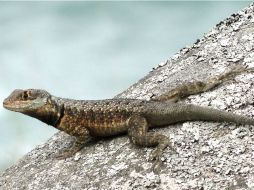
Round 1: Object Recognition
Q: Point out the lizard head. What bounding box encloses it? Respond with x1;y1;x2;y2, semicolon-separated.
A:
3;89;51;113
3;89;62;126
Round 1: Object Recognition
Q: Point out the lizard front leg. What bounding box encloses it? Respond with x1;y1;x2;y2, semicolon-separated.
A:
153;65;253;102
127;115;171;172
55;127;91;159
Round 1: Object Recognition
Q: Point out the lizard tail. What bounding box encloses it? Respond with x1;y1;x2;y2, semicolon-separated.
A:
186;104;254;125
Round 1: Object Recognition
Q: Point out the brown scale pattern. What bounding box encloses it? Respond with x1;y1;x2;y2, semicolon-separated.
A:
54;98;146;138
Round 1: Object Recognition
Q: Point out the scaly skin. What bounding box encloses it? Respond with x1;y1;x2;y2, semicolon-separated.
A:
3;65;254;172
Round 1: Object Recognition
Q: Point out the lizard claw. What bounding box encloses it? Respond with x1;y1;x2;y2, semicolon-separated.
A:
149;149;163;173
152;160;162;174
54;140;85;160
149;149;162;161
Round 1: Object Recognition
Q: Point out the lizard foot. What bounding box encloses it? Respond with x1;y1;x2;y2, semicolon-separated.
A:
54;140;86;160
149;142;174;173
152;160;162;174
55;149;79;160
149;149;163;173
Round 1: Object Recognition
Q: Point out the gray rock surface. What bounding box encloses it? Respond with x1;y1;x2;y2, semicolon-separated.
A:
1;3;254;190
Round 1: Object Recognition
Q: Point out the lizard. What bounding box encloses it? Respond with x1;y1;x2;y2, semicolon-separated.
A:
3;65;254;172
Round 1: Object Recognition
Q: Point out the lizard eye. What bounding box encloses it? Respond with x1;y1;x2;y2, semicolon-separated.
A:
22;91;28;100
21;90;36;100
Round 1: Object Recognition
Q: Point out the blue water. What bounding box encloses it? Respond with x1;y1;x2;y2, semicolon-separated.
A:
0;2;251;170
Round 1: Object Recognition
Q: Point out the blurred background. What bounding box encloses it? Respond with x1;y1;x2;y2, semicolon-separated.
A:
0;1;251;171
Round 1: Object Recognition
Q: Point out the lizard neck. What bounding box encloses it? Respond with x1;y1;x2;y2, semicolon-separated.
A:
24;96;63;127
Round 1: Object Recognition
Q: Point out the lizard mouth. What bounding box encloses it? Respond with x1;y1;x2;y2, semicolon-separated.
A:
3;97;47;112
3;99;20;111
3;99;30;112
3;99;10;109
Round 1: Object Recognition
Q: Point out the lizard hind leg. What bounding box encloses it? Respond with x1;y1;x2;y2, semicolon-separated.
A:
127;115;171;173
153;65;254;103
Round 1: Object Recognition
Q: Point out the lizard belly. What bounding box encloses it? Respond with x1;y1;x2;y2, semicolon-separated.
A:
87;121;128;137
58;114;128;137
84;111;130;137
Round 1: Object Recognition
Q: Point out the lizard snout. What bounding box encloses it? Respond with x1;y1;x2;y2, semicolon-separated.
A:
3;97;11;109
